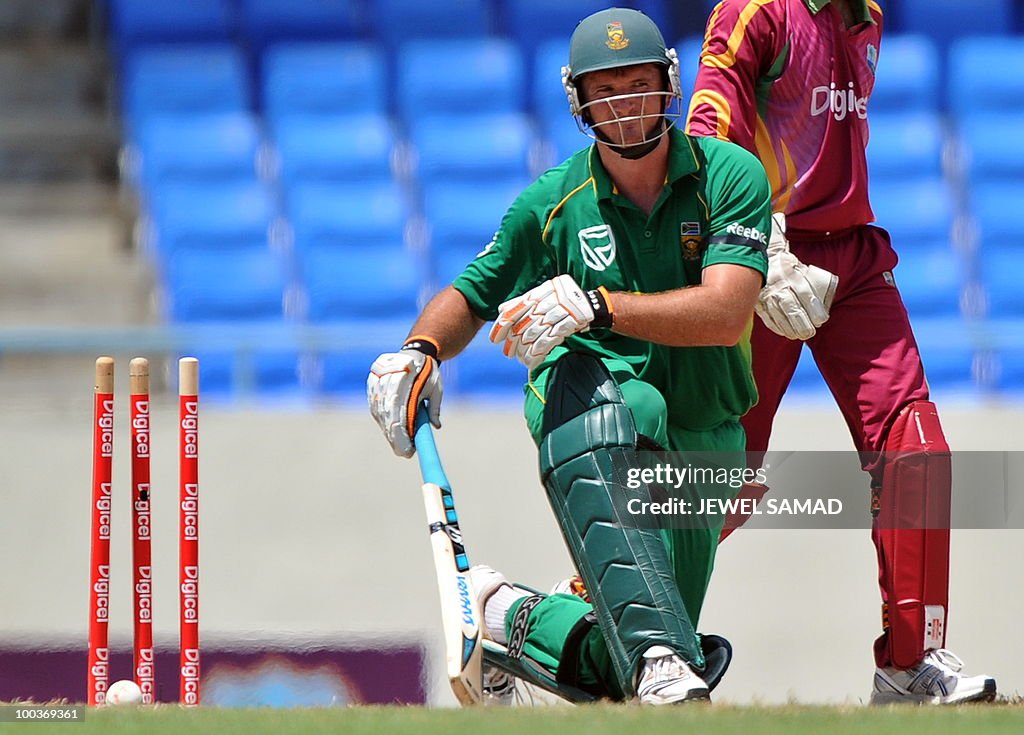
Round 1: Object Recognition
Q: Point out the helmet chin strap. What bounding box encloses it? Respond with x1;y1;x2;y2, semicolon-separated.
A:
592;120;666;160
615;137;662;160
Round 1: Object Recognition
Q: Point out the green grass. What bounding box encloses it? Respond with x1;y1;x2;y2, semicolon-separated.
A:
4;703;1023;735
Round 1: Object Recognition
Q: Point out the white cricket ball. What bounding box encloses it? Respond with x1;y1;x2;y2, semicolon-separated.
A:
105;679;144;706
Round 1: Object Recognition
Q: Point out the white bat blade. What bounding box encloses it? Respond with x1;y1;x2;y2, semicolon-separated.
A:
422;482;483;705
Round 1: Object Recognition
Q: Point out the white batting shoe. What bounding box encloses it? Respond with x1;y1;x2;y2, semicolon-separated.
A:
468;565;522;706
636;646;709;705
871;649;997;705
469;564;509;627
481;666;518;706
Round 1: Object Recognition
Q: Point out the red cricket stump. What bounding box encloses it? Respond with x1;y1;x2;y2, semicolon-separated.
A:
87;356;114;706
178;357;200;706
129;358;155;704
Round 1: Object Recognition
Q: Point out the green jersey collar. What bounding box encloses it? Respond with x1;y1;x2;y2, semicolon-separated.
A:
588;128;700;201
803;0;874;25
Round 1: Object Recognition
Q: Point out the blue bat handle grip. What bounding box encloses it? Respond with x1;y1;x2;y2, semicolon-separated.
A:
414;404;449;490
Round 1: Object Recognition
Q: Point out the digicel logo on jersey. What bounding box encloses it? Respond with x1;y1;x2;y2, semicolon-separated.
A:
810;82;867;121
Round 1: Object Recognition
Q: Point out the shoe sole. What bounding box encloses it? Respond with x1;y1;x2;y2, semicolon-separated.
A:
639;687;711;705
870;678;997;706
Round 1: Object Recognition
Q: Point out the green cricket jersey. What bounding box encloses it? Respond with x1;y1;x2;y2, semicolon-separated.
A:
452;129;771;430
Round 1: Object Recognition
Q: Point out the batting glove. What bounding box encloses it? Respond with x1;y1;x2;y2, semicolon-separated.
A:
367;338;442;458
755;212;839;341
489;274;612;369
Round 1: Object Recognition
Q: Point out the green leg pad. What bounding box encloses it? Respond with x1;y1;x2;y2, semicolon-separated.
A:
482;640;598;704
538;353;702;697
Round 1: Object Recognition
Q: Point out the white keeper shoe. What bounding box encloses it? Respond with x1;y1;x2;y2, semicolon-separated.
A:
636;645;710;705
871;649;997;705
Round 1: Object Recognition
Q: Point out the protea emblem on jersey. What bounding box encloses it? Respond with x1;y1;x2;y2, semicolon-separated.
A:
680;221;702;261
579;224;617;271
606;21;629;50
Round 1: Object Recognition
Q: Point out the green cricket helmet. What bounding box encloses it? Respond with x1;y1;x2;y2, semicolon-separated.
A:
561;7;682;154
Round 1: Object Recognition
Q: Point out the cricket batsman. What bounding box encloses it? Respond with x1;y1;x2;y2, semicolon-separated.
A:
368;7;770;703
686;0;996;704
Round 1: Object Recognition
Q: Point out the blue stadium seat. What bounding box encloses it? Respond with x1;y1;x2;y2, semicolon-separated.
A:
183;350;235;397
287;180;409;252
134;112;262;190
411;113;533;179
897;0;1013;52
123;45;251;133
869;35;940;113
244;349;305;396
996;347;1024;392
434;250;477;288
450;334;528;399
298;245;422;322
371;0;492;47
273;113;395;186
165;249;289;322
893;246;963;318
185;349;305;399
912;317;978;393
262;43;387;122
318;348;381;397
318;337;409;397
504;0;619;48
869;178;954;244
989;319;1024;391
532;38;571;119
147;180;277;257
396;39;525;120
423;177;529;283
238;0;362;55
317;352;376;397
972;181;1024;242
107;0;234;60
866;112;944;180
623;0;669;31
544;117;591;165
948;37;1024;115
980;248;1024;318
959;113;1024;180
423;177;525;253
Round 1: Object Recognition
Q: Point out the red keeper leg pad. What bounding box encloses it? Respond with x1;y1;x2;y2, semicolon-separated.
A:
874;400;951;669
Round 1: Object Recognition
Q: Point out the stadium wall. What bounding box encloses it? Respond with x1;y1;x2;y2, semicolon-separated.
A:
1;403;1021;705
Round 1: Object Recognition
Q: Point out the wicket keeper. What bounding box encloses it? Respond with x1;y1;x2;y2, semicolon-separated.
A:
686;0;995;704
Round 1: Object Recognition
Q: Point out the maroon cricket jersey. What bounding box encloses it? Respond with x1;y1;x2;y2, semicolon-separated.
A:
685;0;883;234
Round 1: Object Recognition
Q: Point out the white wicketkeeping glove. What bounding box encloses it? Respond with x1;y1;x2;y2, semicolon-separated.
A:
754;212;839;341
367;348;442;458
489;274;610;369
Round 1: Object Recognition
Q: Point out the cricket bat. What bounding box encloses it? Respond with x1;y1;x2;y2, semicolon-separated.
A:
413;407;483;705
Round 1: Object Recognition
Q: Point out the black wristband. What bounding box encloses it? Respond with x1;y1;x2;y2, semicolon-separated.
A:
401;337;439;362
586;287;613;329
